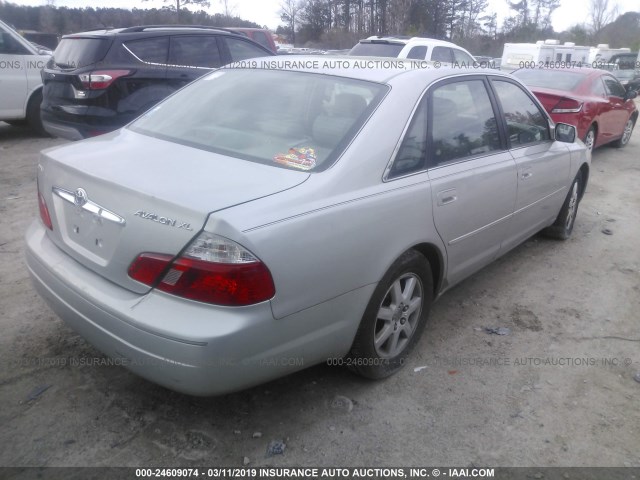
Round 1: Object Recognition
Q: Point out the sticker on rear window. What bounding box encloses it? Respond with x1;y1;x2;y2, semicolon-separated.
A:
274;147;317;171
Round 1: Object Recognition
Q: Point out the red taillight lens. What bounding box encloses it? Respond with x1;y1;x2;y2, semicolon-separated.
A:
78;70;131;90
128;234;276;307
552;98;583;114
38;191;53;230
128;253;173;286
156;257;275;306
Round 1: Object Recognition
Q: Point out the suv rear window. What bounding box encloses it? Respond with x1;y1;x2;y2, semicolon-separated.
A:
53;38;110;69
349;42;404;57
130;69;387;172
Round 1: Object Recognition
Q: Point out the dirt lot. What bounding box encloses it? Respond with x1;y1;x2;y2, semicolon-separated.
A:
1;117;639;469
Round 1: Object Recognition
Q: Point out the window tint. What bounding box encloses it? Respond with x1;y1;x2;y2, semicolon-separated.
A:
225;37;268;61
388;98;428;178
429;80;501;165
170;36;222;68
603;76;626;97
431;46;453;63
124;37;168;64
492;80;550;147
452;48;474;64
407;46;427;60
251;31;272;50
52;38;109;68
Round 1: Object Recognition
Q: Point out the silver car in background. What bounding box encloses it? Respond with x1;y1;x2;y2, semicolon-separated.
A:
26;59;590;395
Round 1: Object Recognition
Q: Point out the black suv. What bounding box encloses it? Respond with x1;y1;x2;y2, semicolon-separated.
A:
41;25;275;140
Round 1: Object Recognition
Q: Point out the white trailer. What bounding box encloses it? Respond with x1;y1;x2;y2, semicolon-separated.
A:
501;39;590;71
589;44;632;63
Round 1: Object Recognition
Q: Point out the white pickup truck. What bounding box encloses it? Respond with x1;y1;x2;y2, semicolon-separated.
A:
0;19;51;134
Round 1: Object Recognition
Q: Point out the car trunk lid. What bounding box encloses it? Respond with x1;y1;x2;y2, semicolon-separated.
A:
37;129;310;294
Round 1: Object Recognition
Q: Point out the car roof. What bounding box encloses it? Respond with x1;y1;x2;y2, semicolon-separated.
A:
62;25;247;39
227;55;512;84
359;36;462;48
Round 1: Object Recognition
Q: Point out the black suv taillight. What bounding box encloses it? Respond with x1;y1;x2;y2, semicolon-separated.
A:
78;70;131;90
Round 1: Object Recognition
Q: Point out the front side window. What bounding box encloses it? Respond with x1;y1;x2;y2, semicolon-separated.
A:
429;79;501;165
224;37;269;62
492;80;550;147
407;46;427;60
453;48;474;64
169;36;222;68
130;69;387;172
0;28;29;55
603;76;626;97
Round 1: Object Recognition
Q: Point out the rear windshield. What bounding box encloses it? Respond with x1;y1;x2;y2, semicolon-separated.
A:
52;38;110;69
130;69;387;172
349;42;404;57
513;69;585;91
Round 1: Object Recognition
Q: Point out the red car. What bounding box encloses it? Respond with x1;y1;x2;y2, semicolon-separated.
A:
513;67;638;151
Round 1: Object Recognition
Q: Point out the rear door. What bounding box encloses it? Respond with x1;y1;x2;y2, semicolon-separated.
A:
490;78;571;251
426;76;517;286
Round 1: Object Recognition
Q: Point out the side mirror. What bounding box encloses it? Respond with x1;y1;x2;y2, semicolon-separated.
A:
555;123;576;144
624;89;638;101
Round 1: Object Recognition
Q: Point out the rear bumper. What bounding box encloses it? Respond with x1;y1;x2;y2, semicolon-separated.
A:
25;221;369;396
41;110;122;140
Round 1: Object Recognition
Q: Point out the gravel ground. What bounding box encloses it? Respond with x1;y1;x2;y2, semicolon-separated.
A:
1;117;639;469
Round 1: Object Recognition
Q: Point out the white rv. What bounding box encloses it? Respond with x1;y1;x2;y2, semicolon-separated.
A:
501;39;590;71
589;44;632;63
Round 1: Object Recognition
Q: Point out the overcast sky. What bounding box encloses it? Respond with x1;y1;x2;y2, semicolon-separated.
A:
5;0;640;33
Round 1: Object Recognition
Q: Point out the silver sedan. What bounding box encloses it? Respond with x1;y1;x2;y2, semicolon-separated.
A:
26;59;590;395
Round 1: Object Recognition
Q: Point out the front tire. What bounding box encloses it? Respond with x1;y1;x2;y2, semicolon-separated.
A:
543;172;582;240
348;250;433;379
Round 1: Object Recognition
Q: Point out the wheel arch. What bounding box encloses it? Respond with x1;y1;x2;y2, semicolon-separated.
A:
409;242;444;297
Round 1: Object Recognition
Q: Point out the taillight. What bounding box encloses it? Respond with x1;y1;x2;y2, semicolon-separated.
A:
551;98;583;114
128;233;275;306
38;191;53;230
78;70;131;90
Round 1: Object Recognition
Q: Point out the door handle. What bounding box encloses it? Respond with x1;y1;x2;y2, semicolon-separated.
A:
437;189;458;206
521;172;533;180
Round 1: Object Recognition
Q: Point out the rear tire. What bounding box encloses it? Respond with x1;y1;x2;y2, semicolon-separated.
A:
26;90;49;137
543;172;582;240
612;118;634;148
348;250;433;379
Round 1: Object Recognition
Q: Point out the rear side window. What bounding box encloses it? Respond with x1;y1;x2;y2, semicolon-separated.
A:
602;76;626;97
431;47;453;63
407;46;427;60
591;77;606;97
224;37;269;61
124;37;168;64
349;42;404;57
251;31;272;50
170;36;222;68
492;80;550;147
52;38;110;69
387;97;428;178
429;80;501;165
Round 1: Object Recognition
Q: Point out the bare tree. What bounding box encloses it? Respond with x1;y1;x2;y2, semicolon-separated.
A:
142;0;211;22
589;0;618;34
280;0;301;44
219;0;236;17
